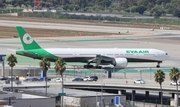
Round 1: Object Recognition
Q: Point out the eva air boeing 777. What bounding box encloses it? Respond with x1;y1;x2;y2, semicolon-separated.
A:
16;26;170;69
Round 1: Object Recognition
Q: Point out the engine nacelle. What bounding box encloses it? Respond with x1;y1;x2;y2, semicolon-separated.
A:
113;58;128;68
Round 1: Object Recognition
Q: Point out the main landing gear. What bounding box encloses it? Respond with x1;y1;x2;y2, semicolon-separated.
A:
83;65;102;69
83;65;93;68
156;62;161;68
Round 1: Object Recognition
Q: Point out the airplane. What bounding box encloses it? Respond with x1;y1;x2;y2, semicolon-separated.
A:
15;26;170;69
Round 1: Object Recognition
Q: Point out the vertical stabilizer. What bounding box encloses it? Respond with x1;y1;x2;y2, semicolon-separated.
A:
16;26;41;50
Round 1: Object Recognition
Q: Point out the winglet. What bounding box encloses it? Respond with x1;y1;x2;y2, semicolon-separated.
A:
16;26;41;50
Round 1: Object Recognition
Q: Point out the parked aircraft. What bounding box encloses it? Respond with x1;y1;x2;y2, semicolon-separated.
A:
16;26;170;69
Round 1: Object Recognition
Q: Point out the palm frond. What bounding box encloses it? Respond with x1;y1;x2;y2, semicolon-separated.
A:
54;58;66;76
169;67;180;82
154;69;165;85
7;54;18;68
39;57;51;72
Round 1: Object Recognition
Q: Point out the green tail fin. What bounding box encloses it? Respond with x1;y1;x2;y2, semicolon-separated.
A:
16;26;41;50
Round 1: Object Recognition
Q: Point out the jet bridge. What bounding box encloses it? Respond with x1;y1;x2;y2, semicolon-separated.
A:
0;55;6;77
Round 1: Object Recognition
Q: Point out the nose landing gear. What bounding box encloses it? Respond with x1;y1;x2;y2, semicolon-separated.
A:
156;62;161;68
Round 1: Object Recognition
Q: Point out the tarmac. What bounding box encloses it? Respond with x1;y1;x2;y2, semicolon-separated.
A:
0;33;179;68
0;20;180;101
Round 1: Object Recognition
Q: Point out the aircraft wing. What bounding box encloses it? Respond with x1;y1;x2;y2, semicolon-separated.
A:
7;49;16;52
87;54;115;63
96;54;115;61
16;50;37;57
23;51;37;56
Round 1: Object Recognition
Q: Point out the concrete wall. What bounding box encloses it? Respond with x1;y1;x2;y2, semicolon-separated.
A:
64;95;126;107
64;96;81;106
0;92;22;99
0;92;55;107
3;68;41;77
80;95;126;107
11;98;55;107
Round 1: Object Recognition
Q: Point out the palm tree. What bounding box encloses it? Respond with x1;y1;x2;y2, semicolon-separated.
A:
39;57;50;96
154;69;165;107
54;58;66;107
7;54;18;92
169;67;180;107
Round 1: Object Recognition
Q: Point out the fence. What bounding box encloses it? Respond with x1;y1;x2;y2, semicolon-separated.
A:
47;69;108;79
47;68;180;79
134;100;172;107
55;100;172;107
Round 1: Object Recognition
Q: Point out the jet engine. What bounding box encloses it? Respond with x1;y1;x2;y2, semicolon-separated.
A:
113;58;128;68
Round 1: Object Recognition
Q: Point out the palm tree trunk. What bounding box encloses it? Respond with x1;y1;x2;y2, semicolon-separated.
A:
176;81;179;107
45;71;47;96
61;74;64;107
11;67;13;92
160;84;163;107
46;77;47;96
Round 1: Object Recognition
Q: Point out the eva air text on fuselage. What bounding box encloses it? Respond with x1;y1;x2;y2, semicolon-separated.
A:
126;50;149;54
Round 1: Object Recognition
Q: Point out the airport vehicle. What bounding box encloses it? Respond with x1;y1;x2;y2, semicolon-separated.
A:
16;26;170;69
90;76;98;81
46;77;51;81
15;80;22;85
170;81;180;86
0;77;9;81
72;78;84;82
24;77;40;82
134;79;146;84
38;77;51;81
55;78;62;82
32;78;40;81
83;76;92;81
24;78;33;82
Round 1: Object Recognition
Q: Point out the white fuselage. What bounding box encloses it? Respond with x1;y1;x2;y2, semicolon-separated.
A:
44;48;170;62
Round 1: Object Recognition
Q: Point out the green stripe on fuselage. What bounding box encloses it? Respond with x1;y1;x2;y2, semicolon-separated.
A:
16;49;92;63
16;48;58;61
127;58;161;62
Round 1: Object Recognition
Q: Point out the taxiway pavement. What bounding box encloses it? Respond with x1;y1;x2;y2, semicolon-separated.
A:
0;19;180;89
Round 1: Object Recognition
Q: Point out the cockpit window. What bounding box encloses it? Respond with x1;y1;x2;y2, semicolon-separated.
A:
165;53;168;55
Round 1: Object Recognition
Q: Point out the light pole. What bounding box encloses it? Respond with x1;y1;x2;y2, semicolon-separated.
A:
96;92;98;107
74;65;75;78
28;64;31;77
123;71;126;79
101;70;104;107
33;65;35;77
149;67;152;80
9;67;10;76
139;70;142;80
1;56;5;77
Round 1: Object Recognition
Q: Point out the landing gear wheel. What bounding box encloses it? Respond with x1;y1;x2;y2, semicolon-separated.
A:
84;65;88;68
84;65;94;68
156;65;160;68
88;65;94;68
156;62;160;68
98;66;102;69
94;66;102;69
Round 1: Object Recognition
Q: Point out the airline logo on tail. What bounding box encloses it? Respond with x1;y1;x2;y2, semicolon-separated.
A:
16;26;41;50
23;33;33;44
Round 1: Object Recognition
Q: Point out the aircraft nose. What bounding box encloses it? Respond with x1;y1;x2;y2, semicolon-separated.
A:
165;53;170;59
